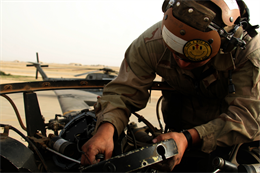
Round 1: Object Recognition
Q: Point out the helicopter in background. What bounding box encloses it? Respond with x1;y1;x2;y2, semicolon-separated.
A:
26;52;118;81
26;52;119;115
74;67;118;80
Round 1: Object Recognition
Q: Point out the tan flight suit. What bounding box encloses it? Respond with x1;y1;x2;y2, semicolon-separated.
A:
94;21;260;154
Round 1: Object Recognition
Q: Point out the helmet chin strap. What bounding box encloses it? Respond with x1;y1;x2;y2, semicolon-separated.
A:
208;22;246;52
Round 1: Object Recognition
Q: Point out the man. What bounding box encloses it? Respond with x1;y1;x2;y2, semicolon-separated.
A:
81;0;260;171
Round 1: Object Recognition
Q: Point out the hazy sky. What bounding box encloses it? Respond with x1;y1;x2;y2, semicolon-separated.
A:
1;0;259;67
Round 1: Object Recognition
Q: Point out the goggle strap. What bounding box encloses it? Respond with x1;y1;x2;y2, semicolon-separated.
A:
209;22;246;51
209;22;241;41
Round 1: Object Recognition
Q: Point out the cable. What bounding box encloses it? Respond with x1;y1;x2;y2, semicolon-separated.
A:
156;95;164;133
133;112;157;138
46;147;80;164
1;94;27;131
127;125;137;149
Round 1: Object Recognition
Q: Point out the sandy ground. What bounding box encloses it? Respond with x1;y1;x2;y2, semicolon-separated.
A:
0;60;164;144
0;60;120;80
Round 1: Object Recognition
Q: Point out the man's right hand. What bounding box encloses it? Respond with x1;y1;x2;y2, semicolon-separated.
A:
81;122;115;165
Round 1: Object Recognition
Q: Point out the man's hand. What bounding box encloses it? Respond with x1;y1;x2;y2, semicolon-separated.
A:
151;129;201;171
151;132;188;171
81;122;115;165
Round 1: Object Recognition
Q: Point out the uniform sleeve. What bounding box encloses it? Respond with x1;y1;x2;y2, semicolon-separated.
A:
195;44;260;153
94;32;158;136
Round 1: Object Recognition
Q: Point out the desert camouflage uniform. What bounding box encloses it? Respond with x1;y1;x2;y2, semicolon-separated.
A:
94;21;260;153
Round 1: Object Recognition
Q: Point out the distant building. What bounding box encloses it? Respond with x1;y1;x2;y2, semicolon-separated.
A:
69;63;82;66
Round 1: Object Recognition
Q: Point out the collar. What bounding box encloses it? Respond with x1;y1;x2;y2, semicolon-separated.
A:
158;47;236;72
157;48;194;78
211;50;236;71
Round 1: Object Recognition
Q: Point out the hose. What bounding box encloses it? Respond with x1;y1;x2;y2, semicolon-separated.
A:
156;95;164;133
1;94;27;131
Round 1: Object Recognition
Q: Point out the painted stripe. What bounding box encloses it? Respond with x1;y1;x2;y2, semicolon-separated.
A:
162;25;187;54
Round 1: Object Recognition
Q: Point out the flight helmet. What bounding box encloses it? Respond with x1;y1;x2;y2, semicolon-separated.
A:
161;0;246;63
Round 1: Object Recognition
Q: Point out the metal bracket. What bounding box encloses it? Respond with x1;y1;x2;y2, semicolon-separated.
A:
80;139;178;172
23;92;46;136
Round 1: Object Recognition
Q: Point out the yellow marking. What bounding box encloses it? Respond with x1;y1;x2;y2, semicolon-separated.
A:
183;39;212;61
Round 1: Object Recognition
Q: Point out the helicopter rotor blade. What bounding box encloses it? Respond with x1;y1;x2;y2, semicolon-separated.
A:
36;52;39;79
74;70;100;77
74;73;89;77
36;52;39;63
36;69;38;79
72;68;101;71
98;68;119;75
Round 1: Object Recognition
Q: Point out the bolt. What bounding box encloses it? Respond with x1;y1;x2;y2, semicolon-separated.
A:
219;29;224;35
80;81;88;85
188;8;193;13
104;162;116;172
230;17;233;22
180;29;186;35
169;0;174;5
208;39;214;44
42;82;50;87
4;85;12;90
204;17;209;22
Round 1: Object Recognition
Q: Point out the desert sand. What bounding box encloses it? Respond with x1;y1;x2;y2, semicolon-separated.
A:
0;60;120;82
0;60;164;143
